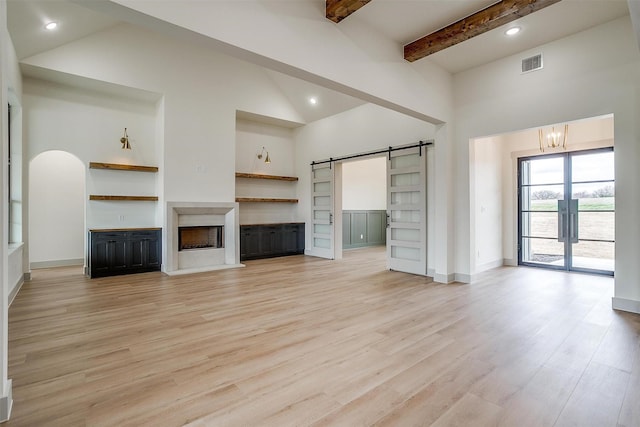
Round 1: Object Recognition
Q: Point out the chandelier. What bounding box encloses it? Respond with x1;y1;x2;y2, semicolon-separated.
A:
538;124;568;152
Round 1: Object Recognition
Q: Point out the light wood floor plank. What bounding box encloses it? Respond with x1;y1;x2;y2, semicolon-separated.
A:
5;247;638;426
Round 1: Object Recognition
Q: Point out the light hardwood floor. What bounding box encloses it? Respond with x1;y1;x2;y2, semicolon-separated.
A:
6;247;640;426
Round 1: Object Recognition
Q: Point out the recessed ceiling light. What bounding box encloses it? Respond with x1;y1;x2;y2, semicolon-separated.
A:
505;27;521;36
309;97;318;105
45;21;58;31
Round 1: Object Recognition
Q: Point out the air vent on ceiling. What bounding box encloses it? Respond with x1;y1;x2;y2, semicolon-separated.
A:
522;54;543;73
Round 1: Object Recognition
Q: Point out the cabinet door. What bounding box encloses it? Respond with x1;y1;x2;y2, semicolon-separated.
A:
146;231;161;268
129;238;144;268
110;238;128;271
131;230;162;269
241;227;261;259
282;224;298;254
296;223;305;253
263;226;283;256
91;237;111;276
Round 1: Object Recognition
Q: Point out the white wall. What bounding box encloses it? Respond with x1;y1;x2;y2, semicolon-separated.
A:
20;23;310;268
98;0;452;123
21;23;305;205
455;16;640;312
235;118;299;225
342;157;386;210
470;136;503;273
0;0;19;418
23;78;159;235
28;151;85;266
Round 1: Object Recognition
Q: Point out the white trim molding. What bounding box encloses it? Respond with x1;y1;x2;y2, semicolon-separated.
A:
8;276;24;306
612;297;640;315
454;273;471;284
434;272;456;284
0;379;13;422
475;259;504;274
30;258;83;269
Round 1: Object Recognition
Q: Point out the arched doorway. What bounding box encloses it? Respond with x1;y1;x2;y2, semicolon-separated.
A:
29;151;85;269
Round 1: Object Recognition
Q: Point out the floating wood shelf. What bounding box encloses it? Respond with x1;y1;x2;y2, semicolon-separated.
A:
90;162;159;173
235;172;298;182
236;197;298;204
90;195;159;202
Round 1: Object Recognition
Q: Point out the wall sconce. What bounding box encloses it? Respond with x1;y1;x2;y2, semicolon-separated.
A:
257;146;271;163
120;128;131;150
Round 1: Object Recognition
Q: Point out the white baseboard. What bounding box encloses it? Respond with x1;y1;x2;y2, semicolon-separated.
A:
9;275;25;306
454;273;471;283
434;272;455;284
30;258;84;269
475;259;504;273
0;379;13;422
612;297;640;314
427;268;435;277
503;258;517;267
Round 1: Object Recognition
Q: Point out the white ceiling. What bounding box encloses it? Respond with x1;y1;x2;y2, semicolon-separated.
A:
342;0;630;73
6;0;633;122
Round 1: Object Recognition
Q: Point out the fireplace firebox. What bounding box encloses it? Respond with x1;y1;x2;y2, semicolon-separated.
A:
178;226;224;251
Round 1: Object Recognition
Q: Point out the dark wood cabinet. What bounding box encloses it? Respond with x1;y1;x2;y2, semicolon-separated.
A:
240;223;304;261
89;228;161;278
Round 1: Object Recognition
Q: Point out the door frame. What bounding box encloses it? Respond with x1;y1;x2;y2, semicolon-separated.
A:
309;142;433;277
517;147;614;275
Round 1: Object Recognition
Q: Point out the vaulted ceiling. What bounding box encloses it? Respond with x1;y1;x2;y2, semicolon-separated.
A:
6;0;634;123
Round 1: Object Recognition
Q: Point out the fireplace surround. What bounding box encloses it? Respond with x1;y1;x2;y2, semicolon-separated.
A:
165;202;243;275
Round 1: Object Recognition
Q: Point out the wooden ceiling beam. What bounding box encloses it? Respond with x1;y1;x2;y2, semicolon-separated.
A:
404;0;562;62
326;0;372;23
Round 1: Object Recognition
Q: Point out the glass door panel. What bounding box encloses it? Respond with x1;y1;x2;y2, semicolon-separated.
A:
519;156;566;268
519;148;614;275
569;150;615;274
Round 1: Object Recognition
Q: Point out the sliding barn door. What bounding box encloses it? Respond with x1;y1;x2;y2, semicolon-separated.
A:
387;147;427;275
310;163;334;259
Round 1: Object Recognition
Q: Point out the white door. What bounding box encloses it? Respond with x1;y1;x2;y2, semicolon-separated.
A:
310;163;334;259
387;147;427;275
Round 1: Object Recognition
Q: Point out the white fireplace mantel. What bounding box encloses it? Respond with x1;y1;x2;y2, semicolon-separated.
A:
165;202;244;275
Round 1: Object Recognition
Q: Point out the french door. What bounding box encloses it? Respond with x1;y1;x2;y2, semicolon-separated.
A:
518;148;614;275
386;147;427;275
310;163;334;259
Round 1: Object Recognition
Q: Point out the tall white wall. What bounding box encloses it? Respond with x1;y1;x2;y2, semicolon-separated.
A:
23;78;159;236
235;118;299;225
98;0;452;123
21;23;306;205
0;0;20;418
455;16;640;312
20;23;306;267
342;157;386;210
470;136;503;273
